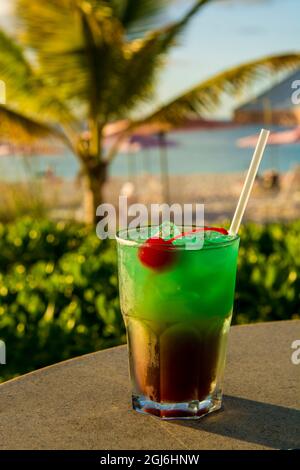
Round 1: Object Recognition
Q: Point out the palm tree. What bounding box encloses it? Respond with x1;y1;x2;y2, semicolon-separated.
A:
0;0;300;224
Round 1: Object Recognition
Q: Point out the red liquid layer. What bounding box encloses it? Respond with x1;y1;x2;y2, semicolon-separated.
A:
127;318;225;405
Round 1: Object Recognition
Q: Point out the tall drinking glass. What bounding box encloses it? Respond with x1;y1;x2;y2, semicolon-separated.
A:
116;227;240;419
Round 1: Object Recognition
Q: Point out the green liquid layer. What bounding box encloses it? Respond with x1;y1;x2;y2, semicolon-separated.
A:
118;236;239;323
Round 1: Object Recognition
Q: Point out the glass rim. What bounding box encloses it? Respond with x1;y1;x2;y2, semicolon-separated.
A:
115;226;240;251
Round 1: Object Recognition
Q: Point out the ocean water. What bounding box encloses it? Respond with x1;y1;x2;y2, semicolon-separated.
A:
1;125;299;181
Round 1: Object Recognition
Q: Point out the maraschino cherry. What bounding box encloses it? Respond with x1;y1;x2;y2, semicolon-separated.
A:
138;237;175;271
138;226;228;271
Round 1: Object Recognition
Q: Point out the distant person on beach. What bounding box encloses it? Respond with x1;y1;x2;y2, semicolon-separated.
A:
37;165;60;183
263;170;280;191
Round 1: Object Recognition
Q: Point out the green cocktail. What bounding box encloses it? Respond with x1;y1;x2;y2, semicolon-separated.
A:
116;226;240;419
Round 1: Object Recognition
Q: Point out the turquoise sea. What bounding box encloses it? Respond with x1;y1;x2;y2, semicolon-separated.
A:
1;125;300;181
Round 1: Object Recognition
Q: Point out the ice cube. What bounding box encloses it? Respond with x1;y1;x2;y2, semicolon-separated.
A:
204;230;228;244
152;221;181;240
173;230;204;249
205;230;225;240
127;226;152;242
139;226;153;240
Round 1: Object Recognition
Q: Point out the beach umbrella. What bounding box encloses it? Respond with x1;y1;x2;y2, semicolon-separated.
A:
120;139;141;184
111;133;179;203
237;127;300;148
129;119;235;203
104;118;232;203
174;117;236;132
0;141;64;179
0;141;64;157
129;133;178;204
104;131;178;203
0;143;11;157
237;126;300;177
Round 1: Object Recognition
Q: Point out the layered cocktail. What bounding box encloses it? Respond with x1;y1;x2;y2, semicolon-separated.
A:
116;226;239;419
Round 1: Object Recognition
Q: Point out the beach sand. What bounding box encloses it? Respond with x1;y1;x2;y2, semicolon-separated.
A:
1;168;300;224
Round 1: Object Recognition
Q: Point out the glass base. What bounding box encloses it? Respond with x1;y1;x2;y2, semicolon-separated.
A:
132;392;222;420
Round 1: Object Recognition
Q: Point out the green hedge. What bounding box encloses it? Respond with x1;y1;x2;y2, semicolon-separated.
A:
235;222;300;324
0;217;299;382
0;218;125;382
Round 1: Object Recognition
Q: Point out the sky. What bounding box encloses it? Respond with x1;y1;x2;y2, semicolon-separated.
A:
0;0;300;117
158;0;300;116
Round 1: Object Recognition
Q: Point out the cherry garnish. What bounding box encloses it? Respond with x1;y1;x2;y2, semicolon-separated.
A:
138;237;175;271
138;226;228;271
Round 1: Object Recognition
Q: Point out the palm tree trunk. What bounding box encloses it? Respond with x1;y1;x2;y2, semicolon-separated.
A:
82;159;108;225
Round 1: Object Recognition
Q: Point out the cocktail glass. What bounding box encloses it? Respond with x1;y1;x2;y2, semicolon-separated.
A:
116;227;239;419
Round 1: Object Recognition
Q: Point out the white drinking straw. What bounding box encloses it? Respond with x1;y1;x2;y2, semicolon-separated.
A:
229;128;270;235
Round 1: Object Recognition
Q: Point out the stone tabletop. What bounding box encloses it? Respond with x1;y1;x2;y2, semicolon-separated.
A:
0;320;299;450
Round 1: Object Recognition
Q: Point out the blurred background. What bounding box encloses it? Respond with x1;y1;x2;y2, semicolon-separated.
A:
0;0;300;382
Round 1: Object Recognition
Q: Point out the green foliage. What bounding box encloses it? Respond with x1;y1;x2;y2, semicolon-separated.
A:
234;221;300;324
0;217;299;383
0;218;125;383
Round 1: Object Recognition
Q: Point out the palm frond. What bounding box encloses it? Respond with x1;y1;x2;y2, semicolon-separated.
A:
107;0;169;35
15;0;210;122
0;29;33;101
76;2;125;119
0;28;78;125
16;0;125;118
137;53;300;125
125;0;211;56
16;0;91;104
105;0;212;118
0;104;67;144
